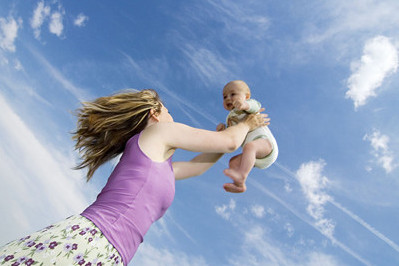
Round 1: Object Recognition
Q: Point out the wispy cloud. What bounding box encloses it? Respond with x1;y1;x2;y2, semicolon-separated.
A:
181;44;231;87
133;242;208;266
206;0;270;40
346;36;398;109
250;179;371;265
275;162;399;255
305;1;399;45
296;160;335;238
74;13;89;27
329;199;399;253
229;225;341;266
30;1;51;40
0;16;22;52
0;92;90;245
121;52;219;125
28;46;89;101
364;129;397;173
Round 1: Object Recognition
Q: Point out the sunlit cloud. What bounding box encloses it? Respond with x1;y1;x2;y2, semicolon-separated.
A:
296;160;335;238
74;13;89;27
346;36;398;109
30;1;51;39
215;198;236;220
49;11;64;37
0;16;22;52
250;204;265;218
364;129;397;173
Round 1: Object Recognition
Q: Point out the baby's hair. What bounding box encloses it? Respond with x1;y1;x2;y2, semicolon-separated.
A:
72;89;162;181
223;80;251;97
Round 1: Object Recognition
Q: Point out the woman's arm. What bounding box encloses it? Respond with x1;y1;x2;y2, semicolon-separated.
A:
173;152;224;180
139;111;269;162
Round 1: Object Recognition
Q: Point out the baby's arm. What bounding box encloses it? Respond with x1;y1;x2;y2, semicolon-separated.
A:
233;98;261;113
245;99;262;113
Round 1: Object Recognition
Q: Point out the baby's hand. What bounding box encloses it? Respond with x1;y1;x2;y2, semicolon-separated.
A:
233;100;249;111
216;123;226;131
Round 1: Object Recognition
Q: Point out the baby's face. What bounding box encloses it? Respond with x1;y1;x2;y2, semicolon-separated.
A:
222;84;249;111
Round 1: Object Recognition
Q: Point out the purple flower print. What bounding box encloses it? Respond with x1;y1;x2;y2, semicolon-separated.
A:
72;243;78;250
88;237;93;242
74;254;84;263
90;229;98;235
72;225;80;231
19;235;30;241
97;263;102;266
4;255;14;261
25;240;36;247
11;262;20;266
109;254;115;260
49;241;58;249
25;258;35;266
35;244;47;253
16;257;27;263
79;230;87;236
64;243;73;252
85;263;92;266
78;259;86;265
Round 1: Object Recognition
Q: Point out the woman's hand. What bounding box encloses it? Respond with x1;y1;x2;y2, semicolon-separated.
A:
242;108;270;131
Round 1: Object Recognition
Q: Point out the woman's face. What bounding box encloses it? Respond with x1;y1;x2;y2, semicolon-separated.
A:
157;104;174;122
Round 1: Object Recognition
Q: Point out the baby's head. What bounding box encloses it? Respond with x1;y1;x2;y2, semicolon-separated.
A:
222;80;251;110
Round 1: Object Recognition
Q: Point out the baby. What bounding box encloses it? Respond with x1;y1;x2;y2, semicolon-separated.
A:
217;80;278;193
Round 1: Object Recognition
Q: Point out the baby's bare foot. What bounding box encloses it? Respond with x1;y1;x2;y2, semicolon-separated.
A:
223;168;247;193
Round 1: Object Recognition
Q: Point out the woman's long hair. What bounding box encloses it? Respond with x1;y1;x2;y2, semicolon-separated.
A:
72;89;162;181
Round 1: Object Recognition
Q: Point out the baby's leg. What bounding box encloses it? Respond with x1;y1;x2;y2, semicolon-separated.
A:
224;138;272;193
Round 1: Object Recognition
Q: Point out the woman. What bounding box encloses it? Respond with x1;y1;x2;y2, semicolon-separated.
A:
0;89;269;266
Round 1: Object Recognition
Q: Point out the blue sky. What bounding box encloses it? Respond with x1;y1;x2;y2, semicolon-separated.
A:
1;0;399;265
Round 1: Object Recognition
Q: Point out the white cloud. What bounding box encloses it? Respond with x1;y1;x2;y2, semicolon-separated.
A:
0;16;22;52
250;204;265;218
132;243;208;266
346;36;398;109
296;160;335;237
49;11;64;37
215;198;236;220
0;92;90;245
229;226;340;266
364;130;397;173
74;13;89;27
30;1;51;39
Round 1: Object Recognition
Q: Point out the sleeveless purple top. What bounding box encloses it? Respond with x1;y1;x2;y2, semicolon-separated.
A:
81;132;175;265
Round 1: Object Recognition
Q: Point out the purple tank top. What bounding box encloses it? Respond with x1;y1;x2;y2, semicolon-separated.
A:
81;132;175;265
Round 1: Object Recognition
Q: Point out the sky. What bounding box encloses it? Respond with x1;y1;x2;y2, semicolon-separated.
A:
0;0;399;265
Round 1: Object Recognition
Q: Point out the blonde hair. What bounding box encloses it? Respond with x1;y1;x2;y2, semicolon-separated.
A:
72;89;162;181
223;80;251;98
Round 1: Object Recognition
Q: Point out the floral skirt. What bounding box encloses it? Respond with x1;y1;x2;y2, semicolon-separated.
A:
0;215;123;266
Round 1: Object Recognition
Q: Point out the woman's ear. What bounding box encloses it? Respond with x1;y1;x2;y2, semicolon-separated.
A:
149;109;160;122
